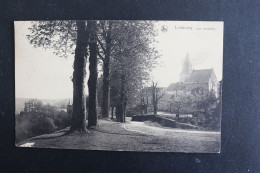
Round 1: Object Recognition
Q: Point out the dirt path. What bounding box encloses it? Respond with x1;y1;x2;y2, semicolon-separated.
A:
18;119;220;153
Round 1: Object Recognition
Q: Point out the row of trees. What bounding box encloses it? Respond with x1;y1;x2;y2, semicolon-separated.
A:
168;87;218;116
138;86;221;129
138;82;166;115
27;20;159;133
139;85;219;117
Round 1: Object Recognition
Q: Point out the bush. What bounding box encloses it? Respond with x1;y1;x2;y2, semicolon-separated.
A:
16;114;34;143
53;111;70;129
203;102;221;130
16;110;70;143
30;116;57;136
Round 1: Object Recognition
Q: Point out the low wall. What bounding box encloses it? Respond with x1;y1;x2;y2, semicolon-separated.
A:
132;114;198;130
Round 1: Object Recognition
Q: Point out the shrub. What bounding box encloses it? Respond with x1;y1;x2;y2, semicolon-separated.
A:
30;116;57;136
54;111;70;129
203;102;221;130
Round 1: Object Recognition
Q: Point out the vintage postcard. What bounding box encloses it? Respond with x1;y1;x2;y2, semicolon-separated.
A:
15;20;223;152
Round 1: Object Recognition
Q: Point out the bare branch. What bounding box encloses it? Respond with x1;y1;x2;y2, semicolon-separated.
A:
156;93;166;101
97;36;106;53
97;51;104;60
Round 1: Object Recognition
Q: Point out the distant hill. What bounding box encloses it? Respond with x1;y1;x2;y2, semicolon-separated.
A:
15;98;72;114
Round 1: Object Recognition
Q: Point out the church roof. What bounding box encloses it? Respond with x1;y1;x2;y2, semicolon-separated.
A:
185;69;213;84
167;69;215;91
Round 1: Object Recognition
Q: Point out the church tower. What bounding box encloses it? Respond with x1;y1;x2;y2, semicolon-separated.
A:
179;53;193;82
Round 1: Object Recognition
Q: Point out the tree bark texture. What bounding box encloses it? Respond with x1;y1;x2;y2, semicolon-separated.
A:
153;102;158;115
123;100;126;122
145;96;149;114
102;58;110;118
70;21;89;133
111;106;114;119
116;73;126;122
101;22;112;118
152;83;158;115
110;86;117;119
87;21;98;128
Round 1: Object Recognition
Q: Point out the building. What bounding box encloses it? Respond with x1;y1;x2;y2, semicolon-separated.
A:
168;54;218;96
24;99;37;112
158;54;220;111
179;53;193;83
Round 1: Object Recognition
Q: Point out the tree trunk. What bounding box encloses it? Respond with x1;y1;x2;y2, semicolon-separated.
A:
69;21;89;133
152;82;158;115
123;101;126;122
176;102;180;118
111;106;114;119
145;96;148;114
140;98;144;114
101;21;112;118
153;102;158;115
116;104;123;122
176;110;180;118
116;73;125;122
87;21;98;128
102;59;110;118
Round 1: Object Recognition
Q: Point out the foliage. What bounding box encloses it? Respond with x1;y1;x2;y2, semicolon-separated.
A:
203;101;221;130
54;110;71;129
30;116;57;136
108;21;160;120
137;86;151;114
169;91;193;116
164;86;220;130
27;21;91;132
190;88;217;115
151;82;166;115
27;21;77;58
26;20;160;124
16;103;71;143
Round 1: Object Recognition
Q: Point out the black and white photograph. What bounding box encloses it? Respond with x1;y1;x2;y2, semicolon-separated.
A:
15;20;223;153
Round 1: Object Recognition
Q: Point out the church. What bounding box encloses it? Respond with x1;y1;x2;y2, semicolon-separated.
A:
157;54;219;111
169;53;218;96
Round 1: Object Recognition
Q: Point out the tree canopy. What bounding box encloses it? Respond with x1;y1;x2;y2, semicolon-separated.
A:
26;20;160;128
27;21;77;58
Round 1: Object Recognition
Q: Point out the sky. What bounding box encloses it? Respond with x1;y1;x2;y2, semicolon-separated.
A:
15;22;75;99
152;21;223;87
15;21;223;99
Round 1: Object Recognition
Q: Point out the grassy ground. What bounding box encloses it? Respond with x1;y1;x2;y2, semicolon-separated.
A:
18;118;221;153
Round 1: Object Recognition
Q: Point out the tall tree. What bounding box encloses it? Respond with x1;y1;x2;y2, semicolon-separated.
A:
109;85;118;119
109;21;159;122
151;82;165;115
97;21;159;119
97;21;113;118
27;21;90;133
63;21;89;133
87;21;98;128
139;87;150;114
